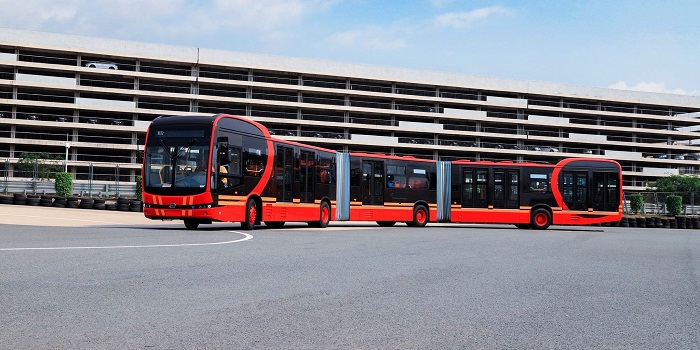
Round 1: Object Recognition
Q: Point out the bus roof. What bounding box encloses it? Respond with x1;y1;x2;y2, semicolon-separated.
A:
349;152;436;163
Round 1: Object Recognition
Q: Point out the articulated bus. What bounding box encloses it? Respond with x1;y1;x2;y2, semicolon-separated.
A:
142;114;622;230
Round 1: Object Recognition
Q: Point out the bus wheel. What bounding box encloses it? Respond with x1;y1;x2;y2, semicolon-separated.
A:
241;199;257;230
309;202;331;228
515;224;531;229
265;221;285;229
407;205;429;227
377;221;396;227
184;219;199;230
530;208;552;230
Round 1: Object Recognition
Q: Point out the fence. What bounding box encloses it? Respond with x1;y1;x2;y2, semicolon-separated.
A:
2;160;138;198
623;191;700;215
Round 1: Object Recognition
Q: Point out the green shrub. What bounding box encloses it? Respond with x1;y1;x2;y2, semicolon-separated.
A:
630;194;644;214
135;175;142;201
54;172;73;197
667;195;682;216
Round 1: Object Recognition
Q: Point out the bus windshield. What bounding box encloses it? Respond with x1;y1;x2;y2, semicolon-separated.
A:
143;125;212;192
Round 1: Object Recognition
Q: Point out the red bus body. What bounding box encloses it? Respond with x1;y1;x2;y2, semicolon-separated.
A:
142;114;623;230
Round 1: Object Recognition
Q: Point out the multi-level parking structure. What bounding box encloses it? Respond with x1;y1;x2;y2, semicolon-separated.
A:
1;28;700;191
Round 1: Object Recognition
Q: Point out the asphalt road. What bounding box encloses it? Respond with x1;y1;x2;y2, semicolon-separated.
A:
1;222;699;349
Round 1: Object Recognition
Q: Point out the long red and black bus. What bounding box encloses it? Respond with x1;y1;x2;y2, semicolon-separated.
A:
142;114;622;230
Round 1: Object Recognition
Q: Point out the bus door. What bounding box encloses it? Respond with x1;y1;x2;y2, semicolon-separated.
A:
493;169;520;209
562;171;588;210
592;172;619;211
276;146;294;202
461;167;488;208
362;160;384;205
493;170;506;208
299;151;315;203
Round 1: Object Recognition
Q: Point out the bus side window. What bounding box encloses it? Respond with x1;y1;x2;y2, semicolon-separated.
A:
218;147;242;188
529;173;548;192
350;167;362;187
318;157;334;184
244;147;264;177
226;148;241;176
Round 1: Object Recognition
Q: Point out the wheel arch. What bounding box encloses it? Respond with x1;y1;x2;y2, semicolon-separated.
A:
414;200;430;210
247;194;263;223
319;196;333;209
531;204;552;215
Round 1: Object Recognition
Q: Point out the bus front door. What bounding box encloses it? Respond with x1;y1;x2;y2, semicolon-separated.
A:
362;160;384;205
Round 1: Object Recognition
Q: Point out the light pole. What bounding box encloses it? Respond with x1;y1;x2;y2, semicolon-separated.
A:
64;142;70;172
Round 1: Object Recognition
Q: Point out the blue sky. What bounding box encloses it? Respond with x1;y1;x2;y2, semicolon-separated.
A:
2;0;699;95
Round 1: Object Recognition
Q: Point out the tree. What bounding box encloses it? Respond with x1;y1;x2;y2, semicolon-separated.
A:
15;152;62;180
652;174;700;193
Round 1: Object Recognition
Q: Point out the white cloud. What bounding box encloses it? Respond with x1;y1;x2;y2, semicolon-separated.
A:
187;0;340;35
608;81;700;96
435;6;513;29
329;25;408;51
0;0;80;30
0;0;339;41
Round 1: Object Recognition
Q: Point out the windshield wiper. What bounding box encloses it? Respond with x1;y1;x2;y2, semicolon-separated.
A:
175;139;198;161
160;139;174;162
160;139;197;163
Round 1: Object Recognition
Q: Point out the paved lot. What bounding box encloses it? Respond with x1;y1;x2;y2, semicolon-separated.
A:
0;203;170;227
1;206;699;349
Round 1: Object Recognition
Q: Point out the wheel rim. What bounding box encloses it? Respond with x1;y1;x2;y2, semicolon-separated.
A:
248;204;257;226
321;205;329;223
535;212;548;226
417;208;427;224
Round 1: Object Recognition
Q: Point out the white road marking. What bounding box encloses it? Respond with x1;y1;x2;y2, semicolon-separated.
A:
291;226;385;231
0;231;253;251
0;213;126;225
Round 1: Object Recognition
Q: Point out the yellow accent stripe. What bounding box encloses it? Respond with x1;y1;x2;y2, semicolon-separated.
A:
269;203;319;208
219;195;247;200
452;208;526;213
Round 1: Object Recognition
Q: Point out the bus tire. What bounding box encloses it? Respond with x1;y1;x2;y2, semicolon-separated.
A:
515;224;531;229
308;202;331;228
184;219;199;230
241;199;257;230
407;205;429;227
377;221;396;227
530;208;552;230
265;221;285;229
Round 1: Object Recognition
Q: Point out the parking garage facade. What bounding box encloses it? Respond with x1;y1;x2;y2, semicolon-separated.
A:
2;28;700;192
